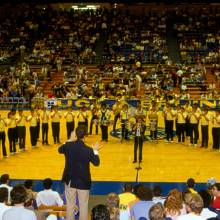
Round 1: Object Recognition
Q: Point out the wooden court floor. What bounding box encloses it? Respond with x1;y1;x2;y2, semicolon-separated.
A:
0;110;219;183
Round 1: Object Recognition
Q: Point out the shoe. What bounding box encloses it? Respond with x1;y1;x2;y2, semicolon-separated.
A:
165;140;169;143
194;144;198;147
133;160;137;163
189;143;193;146
3;156;8;158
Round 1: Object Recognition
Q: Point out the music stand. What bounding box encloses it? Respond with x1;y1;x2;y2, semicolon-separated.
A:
135;161;142;183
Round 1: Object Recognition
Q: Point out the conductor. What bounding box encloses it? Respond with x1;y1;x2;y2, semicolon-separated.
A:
58;126;100;220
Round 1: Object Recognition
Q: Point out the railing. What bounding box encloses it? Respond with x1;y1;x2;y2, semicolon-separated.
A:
0;97;219;110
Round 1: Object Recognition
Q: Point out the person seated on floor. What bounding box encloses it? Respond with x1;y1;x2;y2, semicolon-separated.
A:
152;185;166;205
0;188;11;220
0;174;12;204
198;190;218;219
91;204;110;220
177;193;204;220
36;178;63;208
24;180;37;201
130;185;154;220
2;184;36;220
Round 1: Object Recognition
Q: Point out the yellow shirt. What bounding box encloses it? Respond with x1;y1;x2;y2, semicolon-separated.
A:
119;192;136;206
28;115;37;127
184;105;192;113
41;112;49;123
213;115;220;128
16;115;26;126
7;117;16;128
177;111;187;124
77;111;87;122
113;104;121;115
165;110;176;121
121;110;129;120
51;111;61;122
200;112;210;126
65;112;74;122
0;119;6;132
189;112;200;124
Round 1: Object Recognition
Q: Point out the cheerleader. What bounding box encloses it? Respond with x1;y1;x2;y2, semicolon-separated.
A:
41;108;49;145
0;114;7;157
132;116;146;163
89;99;99;135
64;107;75;139
98;103;111;142
212;110;220;150
51;106;62;144
148;105;158;141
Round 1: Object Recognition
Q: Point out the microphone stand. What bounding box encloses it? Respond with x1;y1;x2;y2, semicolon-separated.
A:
135;161;142;183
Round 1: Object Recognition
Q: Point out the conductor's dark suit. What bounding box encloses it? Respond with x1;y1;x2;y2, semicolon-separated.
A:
58;139;100;220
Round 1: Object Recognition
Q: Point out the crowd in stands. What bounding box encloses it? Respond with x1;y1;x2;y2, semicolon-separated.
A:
1;173;220;220
0;4;219;101
173;6;220;64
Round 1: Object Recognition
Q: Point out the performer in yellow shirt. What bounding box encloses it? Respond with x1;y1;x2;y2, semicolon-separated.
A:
212;110;220;150
51;106;62;144
89;99;99;135
176;106;187;143
41;108;50;145
0;114;7;157
112;100;121;132
16;110;26;151
64;107;75;139
7;111;17;154
120;104;130;142
27;109;38;148
200;108;210;148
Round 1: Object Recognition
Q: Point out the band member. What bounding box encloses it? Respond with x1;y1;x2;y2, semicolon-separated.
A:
89;99;99;135
35;107;41;141
41;108;49;145
184;100;192;138
27;109;38;148
0;114;7;157
77;106;88;133
212;110;220;150
163;104;176;142
132;116;146;163
134;101;146;122
112;100;121;132
7;111;17;154
188;105;200;146
16;110;26;150
64;107;75;139
200;108;210;148
98;103;111;142
176;106;187;143
148;105;158;141
51;106;62;144
120;104;130;142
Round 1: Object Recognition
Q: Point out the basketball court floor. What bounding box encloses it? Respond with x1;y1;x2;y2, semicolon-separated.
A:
0;110;219;185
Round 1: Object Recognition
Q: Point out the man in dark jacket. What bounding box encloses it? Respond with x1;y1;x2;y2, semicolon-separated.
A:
58;126;100;220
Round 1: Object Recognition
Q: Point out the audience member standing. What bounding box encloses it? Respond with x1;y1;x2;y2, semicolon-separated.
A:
58;127;100;220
